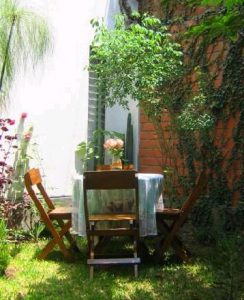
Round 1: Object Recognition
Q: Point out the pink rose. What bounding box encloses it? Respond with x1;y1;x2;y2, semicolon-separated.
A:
104;139;117;150
103;138;124;158
21;112;28;119
103;141;109;149
115;139;124;148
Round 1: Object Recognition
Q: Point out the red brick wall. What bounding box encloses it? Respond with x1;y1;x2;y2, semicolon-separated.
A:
138;1;242;206
139;112;162;173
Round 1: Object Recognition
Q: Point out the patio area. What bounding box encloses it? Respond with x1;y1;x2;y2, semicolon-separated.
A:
0;0;243;299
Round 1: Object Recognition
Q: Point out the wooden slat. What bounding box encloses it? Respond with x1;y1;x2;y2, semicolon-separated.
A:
87;228;138;236
89;213;136;221
156;208;182;220
156;208;182;215
87;257;140;265
48;207;72;220
83;170;138;190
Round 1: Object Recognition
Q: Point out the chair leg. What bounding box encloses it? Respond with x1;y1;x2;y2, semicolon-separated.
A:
90;266;94;280
133;233;139;278
38;240;56;259
56;220;73;257
65;231;76;247
38;221;72;259
154;218;188;263
89;236;95;280
57;219;76;246
157;219;189;262
38;235;70;259
134;264;138;278
88;224;95;280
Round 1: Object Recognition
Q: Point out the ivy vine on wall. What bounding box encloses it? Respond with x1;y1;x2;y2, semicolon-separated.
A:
89;1;244;235
154;0;244;233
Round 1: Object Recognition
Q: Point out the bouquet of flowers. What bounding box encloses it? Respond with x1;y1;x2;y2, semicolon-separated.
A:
103;138;124;158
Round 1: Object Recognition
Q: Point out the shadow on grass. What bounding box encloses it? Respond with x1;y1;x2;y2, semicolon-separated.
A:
24;239;227;300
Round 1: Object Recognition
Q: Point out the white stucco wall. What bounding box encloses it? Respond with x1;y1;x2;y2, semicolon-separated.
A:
5;0;109;196
3;0;139;196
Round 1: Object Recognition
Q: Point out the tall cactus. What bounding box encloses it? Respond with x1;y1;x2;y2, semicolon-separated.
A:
125;113;134;164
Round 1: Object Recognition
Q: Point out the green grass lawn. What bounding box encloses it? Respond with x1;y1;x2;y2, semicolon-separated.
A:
0;237;243;300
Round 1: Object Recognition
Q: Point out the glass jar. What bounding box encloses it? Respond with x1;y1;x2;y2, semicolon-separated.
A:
111;155;122;170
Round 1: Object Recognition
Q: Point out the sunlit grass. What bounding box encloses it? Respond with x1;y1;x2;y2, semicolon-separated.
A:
0;239;243;300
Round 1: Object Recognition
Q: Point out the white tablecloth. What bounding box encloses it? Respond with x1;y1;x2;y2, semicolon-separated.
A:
72;173;164;237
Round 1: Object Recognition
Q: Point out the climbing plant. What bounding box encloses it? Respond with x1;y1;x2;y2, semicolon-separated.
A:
153;0;244;234
89;2;243;235
186;0;244;41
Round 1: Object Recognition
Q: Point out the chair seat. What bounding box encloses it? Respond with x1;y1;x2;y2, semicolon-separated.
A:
157;208;182;215
156;208;182;220
48;207;72;219
89;213;136;222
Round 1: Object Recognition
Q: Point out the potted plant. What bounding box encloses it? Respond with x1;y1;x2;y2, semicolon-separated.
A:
75;141;99;173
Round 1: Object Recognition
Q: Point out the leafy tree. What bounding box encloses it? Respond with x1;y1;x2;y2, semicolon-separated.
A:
0;0;51;107
89;13;184;153
90;14;183;117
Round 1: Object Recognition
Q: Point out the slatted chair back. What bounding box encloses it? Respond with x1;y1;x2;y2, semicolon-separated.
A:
84;170;138;189
180;171;208;222
24;168;55;219
83;170;139;228
83;170;140;279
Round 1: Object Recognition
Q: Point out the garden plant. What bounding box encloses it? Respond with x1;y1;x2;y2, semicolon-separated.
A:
0;1;243;299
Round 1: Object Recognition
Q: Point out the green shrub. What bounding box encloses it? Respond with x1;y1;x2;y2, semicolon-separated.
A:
0;219;10;274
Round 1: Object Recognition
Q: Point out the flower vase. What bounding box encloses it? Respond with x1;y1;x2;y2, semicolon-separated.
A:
111;155;122;170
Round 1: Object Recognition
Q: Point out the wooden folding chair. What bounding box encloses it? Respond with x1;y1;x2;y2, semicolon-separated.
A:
24;168;75;260
154;171;208;263
83;170;141;279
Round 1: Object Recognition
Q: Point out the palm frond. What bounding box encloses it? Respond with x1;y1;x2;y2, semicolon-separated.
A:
0;0;51;108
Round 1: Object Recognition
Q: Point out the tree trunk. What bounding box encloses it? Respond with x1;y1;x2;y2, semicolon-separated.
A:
0;16;16;92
